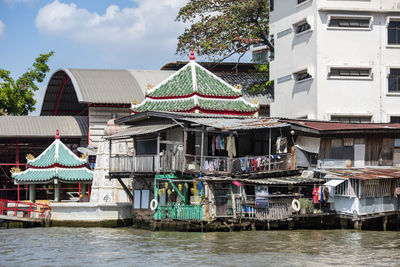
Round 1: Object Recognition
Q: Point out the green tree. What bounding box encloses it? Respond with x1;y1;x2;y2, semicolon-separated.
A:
176;0;272;93
176;0;273;61
0;51;54;115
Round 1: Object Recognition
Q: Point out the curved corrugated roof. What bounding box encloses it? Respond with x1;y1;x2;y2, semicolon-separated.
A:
0;116;87;138
45;68;175;105
67;68;174;104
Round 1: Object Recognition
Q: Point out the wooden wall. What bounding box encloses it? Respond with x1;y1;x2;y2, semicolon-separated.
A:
88;106;131;147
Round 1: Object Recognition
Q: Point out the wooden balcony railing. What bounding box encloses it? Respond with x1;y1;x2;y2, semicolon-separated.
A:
110;153;290;174
110;150;184;173
185;154;290;175
109;155;133;173
134;155;156;173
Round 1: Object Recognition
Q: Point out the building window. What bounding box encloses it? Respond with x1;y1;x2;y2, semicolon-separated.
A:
388;20;400;44
252;50;268;63
329;17;371;28
269;34;275;61
270;0;274;12
297;0;309;5
331;116;372;123
388;68;400;93
329;68;371;78
295;21;311;34
390;116;400;123
293;69;312;82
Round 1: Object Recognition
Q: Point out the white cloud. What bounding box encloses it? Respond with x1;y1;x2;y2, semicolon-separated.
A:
0;21;4;38
35;0;187;64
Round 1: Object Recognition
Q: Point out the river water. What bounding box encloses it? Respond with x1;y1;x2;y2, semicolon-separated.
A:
0;228;399;267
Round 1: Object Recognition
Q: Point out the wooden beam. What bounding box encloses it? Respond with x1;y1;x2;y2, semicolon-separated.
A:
116;177;133;201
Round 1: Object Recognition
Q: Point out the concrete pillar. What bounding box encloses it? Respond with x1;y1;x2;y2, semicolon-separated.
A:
340;218;348;229
383;216;388;231
29;185;36;203
54;183;60;202
354;220;362;230
288;221;295;230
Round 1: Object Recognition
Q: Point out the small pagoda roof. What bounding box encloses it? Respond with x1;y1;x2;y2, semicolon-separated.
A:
13;168;93;184
27;130;88;168
131;51;259;115
12;130;94;184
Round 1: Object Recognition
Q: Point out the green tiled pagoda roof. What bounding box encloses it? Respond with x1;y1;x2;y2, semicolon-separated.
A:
132;60;259;115
198;98;257;112
12;168;94;184
195;66;241;97
28;139;87;168
133;99;195;113
147;66;193;98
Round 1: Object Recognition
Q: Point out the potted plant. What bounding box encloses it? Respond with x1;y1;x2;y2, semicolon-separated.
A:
299;198;309;214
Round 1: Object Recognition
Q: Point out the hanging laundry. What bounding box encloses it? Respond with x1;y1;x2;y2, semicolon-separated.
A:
319;186;324;202
232;136;236;157
232;180;242;187
312;187;320;204
216;136;221;150
212;136;216;155
204;160;209;170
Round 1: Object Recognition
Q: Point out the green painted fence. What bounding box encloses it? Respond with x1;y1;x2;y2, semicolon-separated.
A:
154;203;203;221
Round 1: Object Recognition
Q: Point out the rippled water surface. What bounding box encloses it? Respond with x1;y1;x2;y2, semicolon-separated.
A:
0;227;399;266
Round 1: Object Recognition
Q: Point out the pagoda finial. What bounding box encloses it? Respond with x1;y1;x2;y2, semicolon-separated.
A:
55;129;60;139
190;49;195;61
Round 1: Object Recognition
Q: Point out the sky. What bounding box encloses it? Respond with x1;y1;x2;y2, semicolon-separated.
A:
0;0;250;115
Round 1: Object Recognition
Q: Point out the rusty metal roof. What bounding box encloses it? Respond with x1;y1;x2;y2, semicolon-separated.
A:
324;168;400;180
116;111;288;130
106;124;176;140
236;176;323;185
283;119;400;133
181;117;288;130
198;175;322;185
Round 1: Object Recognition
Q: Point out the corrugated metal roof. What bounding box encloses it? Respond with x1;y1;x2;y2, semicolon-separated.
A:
284;119;400;132
242;92;273;106
127;70;175;95
107;124;177;139
324;179;345;187
237;176;323;185
199;176;322;185
181;117;289;130
65;68;174;104
324;168;400;180
0;116;87;138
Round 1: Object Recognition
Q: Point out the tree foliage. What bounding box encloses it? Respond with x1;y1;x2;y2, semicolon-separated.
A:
0;51;54;115
247;64;273;94
176;0;272;61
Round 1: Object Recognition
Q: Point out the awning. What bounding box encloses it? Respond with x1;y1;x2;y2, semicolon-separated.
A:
106;124;176;140
324;179;345;187
295;136;320;154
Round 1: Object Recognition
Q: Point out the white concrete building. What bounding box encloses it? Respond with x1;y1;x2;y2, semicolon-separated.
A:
269;0;400;122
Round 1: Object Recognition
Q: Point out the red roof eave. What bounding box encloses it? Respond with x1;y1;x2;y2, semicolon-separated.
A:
29;163;88;169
